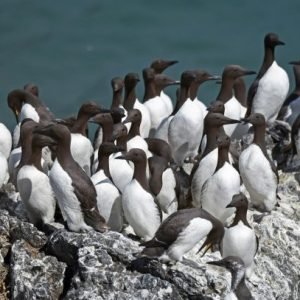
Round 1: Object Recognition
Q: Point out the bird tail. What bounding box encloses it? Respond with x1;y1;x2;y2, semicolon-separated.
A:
141;246;165;257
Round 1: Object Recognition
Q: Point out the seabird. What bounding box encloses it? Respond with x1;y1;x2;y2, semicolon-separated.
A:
34;123;108;233
191;112;240;207
91;142;123;232
239;113;278;211
168;70;203;166
141;208;224;261
123;73;151;138
208;256;254;300
201;134;240;223
278;60;300;126
246;32;289;123
216;65;256;137
221;193;258;279
116;148;161;241
17;131;56;227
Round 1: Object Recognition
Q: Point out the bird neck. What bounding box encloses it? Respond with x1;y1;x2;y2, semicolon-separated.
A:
111;90;123;109
215;146;229;173
172;85;188;115
133;160;150;192
128;120;141;140
201;125;221;157
96;153;111;178
189;82;200;100
124;87;136;110
257;46;275;79
217;78;234;103
101;122;114;143
143;80;157;102
71;114;89;136
253;124;266;151
116;136;127;151
230;206;251;228
29;146;44;172
18;135;33;169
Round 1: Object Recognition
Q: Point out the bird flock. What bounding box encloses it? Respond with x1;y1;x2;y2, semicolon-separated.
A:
0;32;298;299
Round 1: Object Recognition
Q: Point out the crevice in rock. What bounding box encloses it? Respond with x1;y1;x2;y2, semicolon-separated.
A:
59;264;78;300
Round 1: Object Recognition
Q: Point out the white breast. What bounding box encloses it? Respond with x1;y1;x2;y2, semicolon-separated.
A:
167;217;213;261
134;99;151;138
17;165;56;224
201;162;240;223
224;96;242;137
19;103;40;123
160;91;173;116
156;168;178;214
239;144;277;211
0;123;12;159
70;133;93;176
92;173;123;232
109;152;133;193
168;99;203;166
127;135;152;158
222;221;257;271
191;148;218;207
49;160;92;232
122;179;160;241
0;152;9;188
154;115;174;143
252;61;290;123
144;96;168;133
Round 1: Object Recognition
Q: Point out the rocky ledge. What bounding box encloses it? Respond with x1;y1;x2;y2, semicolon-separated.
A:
0;171;299;300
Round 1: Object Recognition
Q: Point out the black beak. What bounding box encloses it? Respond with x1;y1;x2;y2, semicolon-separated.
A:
289;61;300;65
115;155;127;160
243;70;256;76
240;117;250;123
207;260;225;267
277;40;285;46
226;203;234;208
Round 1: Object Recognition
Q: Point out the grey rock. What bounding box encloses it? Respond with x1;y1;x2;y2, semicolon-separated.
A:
10;239;66;300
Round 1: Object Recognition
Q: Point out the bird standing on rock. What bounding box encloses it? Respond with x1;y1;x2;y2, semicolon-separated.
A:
239;113;278;211
34;123;108;233
116;148;161;241
246;33;289;123
141;207;224;262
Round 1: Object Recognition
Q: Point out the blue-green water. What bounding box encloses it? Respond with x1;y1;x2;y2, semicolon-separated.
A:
0;0;299;130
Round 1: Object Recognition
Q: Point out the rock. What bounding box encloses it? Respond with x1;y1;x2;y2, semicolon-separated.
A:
0;162;299;299
10;239;66;300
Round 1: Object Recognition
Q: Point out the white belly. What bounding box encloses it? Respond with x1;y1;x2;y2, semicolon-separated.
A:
156;168;178;214
222;221;257;270
122;179;160;241
127;136;152;159
0;153;9;188
0;123;12;159
19;103;40;123
191;148;218;207
160;91;173;116
50;160;92;232
109;152;133;193
70;133;93;176
201;162;240;223
168;99;203;165
239;144;277;211
154;116;173;143
17;165;56;224
224;97;241;137
144;96;169;133
134;100;151;138
93;175;123;232
252;61;289;123
167;217;213;261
